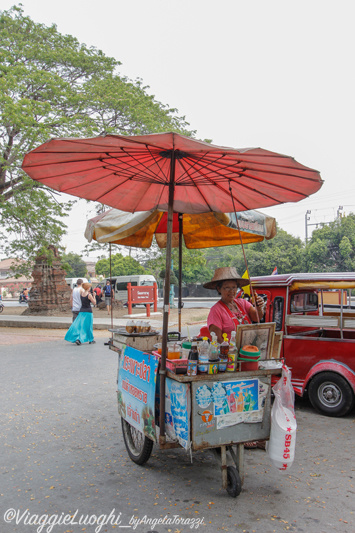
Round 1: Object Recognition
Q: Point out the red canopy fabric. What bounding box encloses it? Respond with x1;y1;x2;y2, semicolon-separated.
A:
22;132;323;214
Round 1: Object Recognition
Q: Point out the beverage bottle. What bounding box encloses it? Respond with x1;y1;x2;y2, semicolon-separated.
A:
228;391;237;413
198;337;210;373
187;342;198;376
209;334;219;360
230;330;236;349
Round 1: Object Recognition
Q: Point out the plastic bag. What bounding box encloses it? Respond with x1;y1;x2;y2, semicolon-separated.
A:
266;365;297;471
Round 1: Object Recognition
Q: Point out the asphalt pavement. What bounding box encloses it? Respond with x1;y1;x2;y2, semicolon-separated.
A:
1;337;354;533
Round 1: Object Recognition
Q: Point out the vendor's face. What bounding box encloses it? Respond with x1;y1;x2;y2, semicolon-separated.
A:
219;281;239;303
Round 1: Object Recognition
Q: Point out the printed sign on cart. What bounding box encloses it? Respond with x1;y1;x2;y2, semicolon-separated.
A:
117;346;159;441
195;379;269;430
164;378;190;451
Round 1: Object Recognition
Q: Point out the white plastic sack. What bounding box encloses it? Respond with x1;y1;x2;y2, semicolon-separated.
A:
267;365;297;471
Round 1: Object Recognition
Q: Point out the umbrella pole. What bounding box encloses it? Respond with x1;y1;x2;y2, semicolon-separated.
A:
159;151;176;444
178;213;183;334
228;183;260;323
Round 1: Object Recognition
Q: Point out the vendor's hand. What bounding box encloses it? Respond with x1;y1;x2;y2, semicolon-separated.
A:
255;294;265;314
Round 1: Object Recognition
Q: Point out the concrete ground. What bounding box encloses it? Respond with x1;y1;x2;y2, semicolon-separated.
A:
0;334;354;533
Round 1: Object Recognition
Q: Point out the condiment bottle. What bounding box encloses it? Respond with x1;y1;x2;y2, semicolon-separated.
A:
211;332;224;372
220;333;229;356
198;337;210;373
226;332;238;372
187;342;198;376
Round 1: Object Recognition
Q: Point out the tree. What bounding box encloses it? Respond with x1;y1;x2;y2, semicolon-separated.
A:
0;6;193;271
304;213;355;272
200;225;305;277
61;252;87;278
144;246;211;285
95;253;147;278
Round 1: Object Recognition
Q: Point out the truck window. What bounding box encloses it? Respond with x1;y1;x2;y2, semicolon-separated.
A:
272;297;284;331
290;292;318;313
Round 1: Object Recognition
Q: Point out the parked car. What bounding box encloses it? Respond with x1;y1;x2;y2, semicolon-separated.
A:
251;272;355;417
65;277;88;289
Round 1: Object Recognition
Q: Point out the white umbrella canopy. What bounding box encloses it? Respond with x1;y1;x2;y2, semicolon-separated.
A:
85;208;277;249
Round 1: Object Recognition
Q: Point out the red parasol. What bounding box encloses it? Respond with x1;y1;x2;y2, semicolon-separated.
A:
22;132;322;214
22;132;323;442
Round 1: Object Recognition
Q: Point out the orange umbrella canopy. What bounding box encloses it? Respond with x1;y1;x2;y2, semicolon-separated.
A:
85;208;277;249
22;132;323;215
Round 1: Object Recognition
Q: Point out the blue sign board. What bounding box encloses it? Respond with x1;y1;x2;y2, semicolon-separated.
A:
117;346;159;441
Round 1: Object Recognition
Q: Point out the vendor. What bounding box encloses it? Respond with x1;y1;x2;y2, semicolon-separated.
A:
203;267;265;343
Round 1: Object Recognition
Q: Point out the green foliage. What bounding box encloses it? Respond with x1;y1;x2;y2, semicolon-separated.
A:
144;246;211;285
304;213;355;271
202;226;304;277
95;253;147;277
0;6;193;268
60;252;87;277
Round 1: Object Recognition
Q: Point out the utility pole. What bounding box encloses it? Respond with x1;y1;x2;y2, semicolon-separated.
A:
305;207;344;244
305;210;311;244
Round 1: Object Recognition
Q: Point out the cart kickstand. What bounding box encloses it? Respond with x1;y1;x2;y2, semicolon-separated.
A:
228;444;244;485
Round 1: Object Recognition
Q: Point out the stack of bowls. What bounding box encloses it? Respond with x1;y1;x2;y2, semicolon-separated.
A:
238;345;261;371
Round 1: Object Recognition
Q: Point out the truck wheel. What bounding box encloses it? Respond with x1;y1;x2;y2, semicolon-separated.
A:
121;419;153;465
308;372;354;417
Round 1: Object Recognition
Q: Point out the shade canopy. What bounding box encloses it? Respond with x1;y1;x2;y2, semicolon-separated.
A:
22;132;323;214
85;208;277;249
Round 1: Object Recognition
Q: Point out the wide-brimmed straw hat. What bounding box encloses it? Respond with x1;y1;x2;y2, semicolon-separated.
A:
203;267;250;290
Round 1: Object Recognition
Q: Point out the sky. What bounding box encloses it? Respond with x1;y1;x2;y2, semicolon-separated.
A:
3;0;355;258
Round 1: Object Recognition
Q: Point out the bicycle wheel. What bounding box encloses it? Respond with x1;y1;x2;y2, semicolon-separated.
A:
121;419;153;465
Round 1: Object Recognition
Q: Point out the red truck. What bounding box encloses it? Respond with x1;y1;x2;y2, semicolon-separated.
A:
251;272;355;417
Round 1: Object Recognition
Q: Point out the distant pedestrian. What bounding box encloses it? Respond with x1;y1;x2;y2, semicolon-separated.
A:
65;282;96;345
93;285;102;305
70;278;83;322
104;280;112;315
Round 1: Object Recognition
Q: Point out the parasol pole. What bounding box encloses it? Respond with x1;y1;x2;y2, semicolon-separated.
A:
109;243;114;331
228;183;260;323
178;213;183;333
159;149;176;444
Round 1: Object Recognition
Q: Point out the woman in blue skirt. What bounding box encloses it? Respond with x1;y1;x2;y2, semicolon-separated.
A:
65;282;96;345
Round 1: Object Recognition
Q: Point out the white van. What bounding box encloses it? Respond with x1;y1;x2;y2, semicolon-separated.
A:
65;277;88;290
107;275;157;305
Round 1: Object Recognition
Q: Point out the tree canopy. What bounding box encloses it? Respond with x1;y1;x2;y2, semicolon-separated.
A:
95;253;147;278
0;5;193;270
304;213;355;272
60;252;87;278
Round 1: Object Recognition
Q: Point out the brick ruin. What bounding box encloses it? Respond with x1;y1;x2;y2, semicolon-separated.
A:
26;246;71;314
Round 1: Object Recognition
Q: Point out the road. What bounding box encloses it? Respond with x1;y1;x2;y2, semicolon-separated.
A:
1;300;28;308
1;337;354;533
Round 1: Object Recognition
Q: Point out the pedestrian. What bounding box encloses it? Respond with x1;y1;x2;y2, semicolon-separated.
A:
104;280;112;315
93;285;102;305
70;278;83;322
65;282;96;345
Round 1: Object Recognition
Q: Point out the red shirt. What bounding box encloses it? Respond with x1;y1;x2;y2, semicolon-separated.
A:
207;298;253;340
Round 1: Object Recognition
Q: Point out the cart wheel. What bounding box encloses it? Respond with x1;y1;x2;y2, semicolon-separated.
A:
226;466;242;498
121;419;153;465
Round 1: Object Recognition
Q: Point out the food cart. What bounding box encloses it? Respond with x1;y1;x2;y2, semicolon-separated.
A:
22;132;322;496
110;327;282;497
